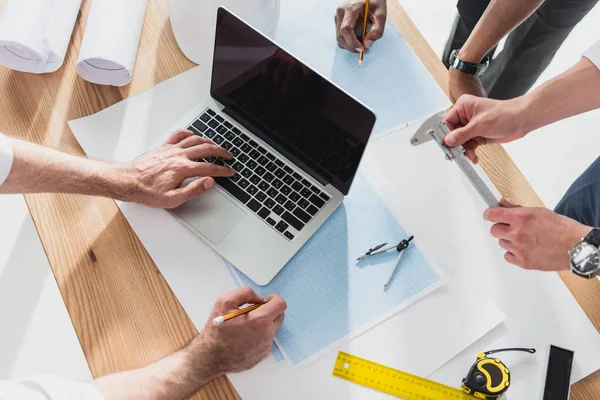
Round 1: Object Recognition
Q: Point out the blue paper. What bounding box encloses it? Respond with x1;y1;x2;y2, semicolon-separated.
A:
275;0;449;135
229;172;441;365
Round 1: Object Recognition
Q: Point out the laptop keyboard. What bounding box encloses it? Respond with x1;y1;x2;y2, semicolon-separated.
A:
187;108;331;241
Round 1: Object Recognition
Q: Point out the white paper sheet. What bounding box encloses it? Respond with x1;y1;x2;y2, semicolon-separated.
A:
360;123;600;398
76;0;147;86
0;0;81;74
68;65;505;397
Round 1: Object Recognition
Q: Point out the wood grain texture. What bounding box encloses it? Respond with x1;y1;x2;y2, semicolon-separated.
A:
388;1;600;397
0;0;237;399
0;0;596;398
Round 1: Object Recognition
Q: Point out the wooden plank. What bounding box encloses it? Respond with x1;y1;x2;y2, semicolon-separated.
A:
388;1;600;397
0;0;236;398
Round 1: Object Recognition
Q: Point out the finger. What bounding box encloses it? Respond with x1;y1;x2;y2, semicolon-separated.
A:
273;313;285;331
165;177;215;209
335;9;346;49
340;6;364;52
165;129;194;145
504;251;519;266
186;143;232;161
490;223;511;239
444;125;479;147
186;161;236;178
498;239;514;252
219;287;265;311
253;294;287;321
462;141;479;163
364;10;386;48
444;107;462;131
178;135;213;149
483;207;518;224
499;198;520;208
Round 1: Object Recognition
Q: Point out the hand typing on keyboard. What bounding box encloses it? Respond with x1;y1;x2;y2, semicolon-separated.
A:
127;129;235;209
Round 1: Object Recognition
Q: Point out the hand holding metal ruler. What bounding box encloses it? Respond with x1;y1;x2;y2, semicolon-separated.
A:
411;111;499;207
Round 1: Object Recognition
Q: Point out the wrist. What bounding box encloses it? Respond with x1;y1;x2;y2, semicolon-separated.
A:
565;224;594;271
181;333;222;385
96;162;141;203
458;47;484;64
507;96;538;136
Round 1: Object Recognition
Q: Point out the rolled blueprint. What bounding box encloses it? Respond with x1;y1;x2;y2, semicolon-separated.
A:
76;0;148;87
0;0;82;74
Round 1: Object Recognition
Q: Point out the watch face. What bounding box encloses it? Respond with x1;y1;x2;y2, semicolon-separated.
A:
570;242;600;275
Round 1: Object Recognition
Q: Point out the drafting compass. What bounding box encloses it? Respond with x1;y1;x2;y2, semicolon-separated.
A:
411;111;499;207
357;236;414;289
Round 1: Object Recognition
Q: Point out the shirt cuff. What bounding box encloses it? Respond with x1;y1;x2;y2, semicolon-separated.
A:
0;133;14;187
0;375;105;400
583;41;600;70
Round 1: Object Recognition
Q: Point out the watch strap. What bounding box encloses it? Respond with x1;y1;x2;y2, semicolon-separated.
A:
449;49;490;76
584;227;600;247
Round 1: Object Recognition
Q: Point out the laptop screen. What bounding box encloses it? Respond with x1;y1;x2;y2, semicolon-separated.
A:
211;8;376;195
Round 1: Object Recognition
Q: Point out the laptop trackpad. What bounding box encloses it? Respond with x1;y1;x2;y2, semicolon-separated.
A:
172;189;246;245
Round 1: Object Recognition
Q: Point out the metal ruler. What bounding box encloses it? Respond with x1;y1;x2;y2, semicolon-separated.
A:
332;351;478;400
411;111;499;207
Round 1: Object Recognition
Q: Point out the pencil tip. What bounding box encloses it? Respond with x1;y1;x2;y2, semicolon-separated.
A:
359;60;363;67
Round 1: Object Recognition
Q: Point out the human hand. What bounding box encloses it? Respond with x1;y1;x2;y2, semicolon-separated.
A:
443;95;530;163
127;130;235;209
449;68;486;102
335;0;387;53
192;287;286;376
485;199;591;271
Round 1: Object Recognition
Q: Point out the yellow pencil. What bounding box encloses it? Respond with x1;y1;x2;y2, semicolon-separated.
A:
212;302;266;325
358;0;371;67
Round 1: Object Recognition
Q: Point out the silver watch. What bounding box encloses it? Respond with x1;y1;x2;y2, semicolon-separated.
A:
569;228;600;279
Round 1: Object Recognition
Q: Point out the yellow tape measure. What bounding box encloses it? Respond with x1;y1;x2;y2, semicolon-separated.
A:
332;351;478;400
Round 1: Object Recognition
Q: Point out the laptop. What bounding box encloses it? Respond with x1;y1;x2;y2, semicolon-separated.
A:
168;7;376;285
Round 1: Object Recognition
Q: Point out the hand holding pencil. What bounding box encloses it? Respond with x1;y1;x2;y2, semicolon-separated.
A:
199;287;287;375
335;0;388;60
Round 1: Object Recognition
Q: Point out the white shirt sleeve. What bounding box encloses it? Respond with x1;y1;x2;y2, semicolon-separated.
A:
0;375;104;400
0;133;13;187
583;41;600;69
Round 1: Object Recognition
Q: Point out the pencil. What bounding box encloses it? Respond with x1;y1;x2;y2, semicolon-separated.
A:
358;0;370;67
212;302;266;325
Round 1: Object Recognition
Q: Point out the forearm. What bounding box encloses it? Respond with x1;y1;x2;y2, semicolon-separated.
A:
516;58;600;133
93;335;217;400
0;137;136;200
459;0;543;62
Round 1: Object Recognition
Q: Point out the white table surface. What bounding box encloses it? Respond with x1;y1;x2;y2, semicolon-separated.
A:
0;194;91;382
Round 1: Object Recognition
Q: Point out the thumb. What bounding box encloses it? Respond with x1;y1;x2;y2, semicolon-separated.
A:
167;177;215;208
444;125;477;147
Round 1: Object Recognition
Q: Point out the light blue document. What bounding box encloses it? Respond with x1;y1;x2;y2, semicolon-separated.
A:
275;0;450;135
228;172;442;365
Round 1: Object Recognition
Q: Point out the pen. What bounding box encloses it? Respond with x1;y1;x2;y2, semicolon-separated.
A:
358;0;370;67
212;302;266;325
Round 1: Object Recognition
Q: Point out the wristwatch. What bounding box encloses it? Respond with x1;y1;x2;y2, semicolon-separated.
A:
449;49;490;76
569;227;600;278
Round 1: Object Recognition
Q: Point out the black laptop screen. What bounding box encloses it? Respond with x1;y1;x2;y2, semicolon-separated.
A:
210;8;376;195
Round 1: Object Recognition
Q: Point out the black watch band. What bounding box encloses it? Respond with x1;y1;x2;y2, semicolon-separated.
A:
449;49;490;76
584;227;600;247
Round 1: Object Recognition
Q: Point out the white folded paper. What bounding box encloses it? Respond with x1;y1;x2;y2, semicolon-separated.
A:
0;0;82;74
76;0;148;87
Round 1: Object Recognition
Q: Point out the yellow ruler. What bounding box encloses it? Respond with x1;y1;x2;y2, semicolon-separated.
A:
332;351;479;400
